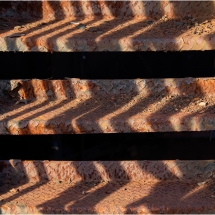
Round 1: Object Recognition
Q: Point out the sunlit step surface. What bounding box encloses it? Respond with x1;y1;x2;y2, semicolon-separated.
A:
1;78;215;134
0;160;215;214
1;16;215;52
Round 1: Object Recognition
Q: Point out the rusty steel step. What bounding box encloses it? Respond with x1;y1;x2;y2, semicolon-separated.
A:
1;78;215;134
1;1;215;52
0;160;215;214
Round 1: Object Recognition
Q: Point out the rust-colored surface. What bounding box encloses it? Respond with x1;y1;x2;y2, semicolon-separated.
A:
1;160;215;183
1;180;215;214
0;1;215;51
1;1;215;19
1;78;215;134
0;160;215;214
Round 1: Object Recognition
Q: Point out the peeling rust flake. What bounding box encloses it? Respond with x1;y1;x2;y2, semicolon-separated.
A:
1;78;215;134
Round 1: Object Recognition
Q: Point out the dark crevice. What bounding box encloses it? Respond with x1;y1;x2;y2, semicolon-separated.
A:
1;131;215;160
0;51;214;79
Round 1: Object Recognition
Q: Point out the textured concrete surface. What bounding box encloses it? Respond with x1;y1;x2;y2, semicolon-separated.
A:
1;1;215;52
0;160;215;214
1;78;215;134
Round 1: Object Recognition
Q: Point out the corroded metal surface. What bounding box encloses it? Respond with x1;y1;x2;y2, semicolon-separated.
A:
0;1;215;51
0;160;215;214
1;78;215;134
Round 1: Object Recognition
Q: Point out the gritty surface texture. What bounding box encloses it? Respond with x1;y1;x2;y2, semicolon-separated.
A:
1;1;215;19
1;78;215;134
1;160;215;184
1;1;215;52
1;160;215;214
0;180;215;214
1;15;215;51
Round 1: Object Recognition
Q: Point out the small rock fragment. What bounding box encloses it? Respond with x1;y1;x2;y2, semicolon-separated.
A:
14;25;26;31
87;27;98;32
15;99;27;105
10;188;16;193
198;102;206;107
70;21;80;25
10;188;19;193
199;110;205;114
14;26;21;30
163;17;168;21
77;24;86;30
202;20;209;24
193;98;199;102
197;181;207;186
64;77;71;80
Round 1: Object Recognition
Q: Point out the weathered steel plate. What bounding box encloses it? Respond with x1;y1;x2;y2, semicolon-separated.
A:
0;1;215;51
0;160;215;214
1;78;215;134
